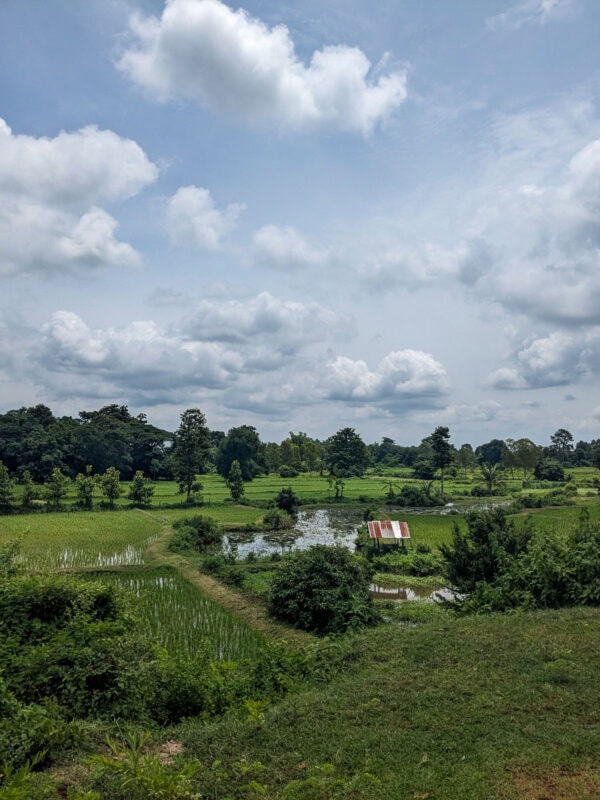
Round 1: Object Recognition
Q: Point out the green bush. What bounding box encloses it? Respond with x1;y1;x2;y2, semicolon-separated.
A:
390;484;440;507
170;515;223;552
440;508;600;613
0;678;78;771
279;465;299;478
0;576;152;718
268;545;378;635
274;486;300;514
373;549;443;577
262;509;294;530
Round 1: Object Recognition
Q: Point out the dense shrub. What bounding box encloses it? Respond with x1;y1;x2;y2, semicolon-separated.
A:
373;549;444;577
511;488;575;510
262;509;294;530
268;545;378;635
274;486;300;514
0;577;152;718
440;508;600;613
169;515;223;553
0;679;77;770
534;458;565;481
390;484;440;507
279;465;299;478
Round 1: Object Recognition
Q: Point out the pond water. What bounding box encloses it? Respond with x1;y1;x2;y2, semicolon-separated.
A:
370;582;456;603
225;507;364;558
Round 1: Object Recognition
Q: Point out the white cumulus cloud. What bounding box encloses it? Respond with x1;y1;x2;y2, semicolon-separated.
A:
253;224;327;269
487;329;600;389
117;0;408;134
166;185;244;248
0;119;157;276
325;350;450;409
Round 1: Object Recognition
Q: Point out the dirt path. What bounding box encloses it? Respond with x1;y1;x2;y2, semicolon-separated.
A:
139;510;312;647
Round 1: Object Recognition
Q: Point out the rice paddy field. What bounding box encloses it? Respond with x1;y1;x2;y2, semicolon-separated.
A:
81;567;263;660
0;509;164;570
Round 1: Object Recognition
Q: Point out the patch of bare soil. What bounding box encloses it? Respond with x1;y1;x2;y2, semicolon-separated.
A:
511;767;600;799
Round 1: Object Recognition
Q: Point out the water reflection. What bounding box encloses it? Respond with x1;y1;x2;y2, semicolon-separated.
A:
225;507;363;558
370;582;458;603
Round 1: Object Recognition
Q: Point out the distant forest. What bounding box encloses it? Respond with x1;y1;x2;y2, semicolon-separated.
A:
0;403;598;482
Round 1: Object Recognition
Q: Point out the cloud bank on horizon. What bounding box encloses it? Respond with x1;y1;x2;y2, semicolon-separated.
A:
0;0;599;445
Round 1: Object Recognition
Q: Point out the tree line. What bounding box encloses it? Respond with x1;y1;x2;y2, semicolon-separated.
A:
0;404;598;490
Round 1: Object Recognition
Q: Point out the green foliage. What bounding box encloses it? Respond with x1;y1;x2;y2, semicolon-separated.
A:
75;466;95;509
268;545;378;635
99;466;122;508
0;539;21;578
274;486;300;514
372;549;444;577
511;488;575;510
20;470;37;508
279;464;299;478
429;425;453;494
44;468;70;510
171;408;211;502
128;470;154;507
325;427;369;477
170;515;223;553
87;731;201;800
0;461;15;511
534;458;565;481
281;763;381;799
216;425;266;482
441;508;600;613
391;484;440;507
226;460;245;502
411;458;436;480
262;508;294;530
0;679;77;771
0;576;152;718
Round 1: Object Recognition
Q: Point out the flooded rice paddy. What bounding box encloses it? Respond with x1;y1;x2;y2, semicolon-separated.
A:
83;567;263;661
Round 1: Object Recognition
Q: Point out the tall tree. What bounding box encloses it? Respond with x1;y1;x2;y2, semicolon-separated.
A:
325;427;369;477
476;439;507;466
216;425;266;481
171;408;211;502
99;466;122;508
45;468;70;510
456;444;476;479
226;460;245;502
429;426;453;495
511;438;542;480
0;461;15;510
549;429;574;465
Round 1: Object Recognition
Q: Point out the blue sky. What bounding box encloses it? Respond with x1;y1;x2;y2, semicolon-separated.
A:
1;0;599;446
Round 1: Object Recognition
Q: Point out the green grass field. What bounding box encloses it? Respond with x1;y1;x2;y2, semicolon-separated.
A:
178;606;600;799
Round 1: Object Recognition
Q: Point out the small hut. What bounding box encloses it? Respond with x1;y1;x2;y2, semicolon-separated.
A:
367;519;411;549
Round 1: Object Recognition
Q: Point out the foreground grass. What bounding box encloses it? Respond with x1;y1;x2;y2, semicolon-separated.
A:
176;606;600;799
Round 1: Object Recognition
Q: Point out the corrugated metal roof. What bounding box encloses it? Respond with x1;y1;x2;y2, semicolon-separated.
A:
367;520;411;540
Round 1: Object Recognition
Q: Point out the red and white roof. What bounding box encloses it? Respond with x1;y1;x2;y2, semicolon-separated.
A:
367;520;411;540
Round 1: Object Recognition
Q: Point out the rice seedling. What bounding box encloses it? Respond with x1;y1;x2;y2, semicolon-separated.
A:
83;567;263;660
